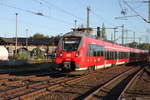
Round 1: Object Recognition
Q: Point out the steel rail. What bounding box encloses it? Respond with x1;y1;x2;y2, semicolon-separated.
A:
83;67;140;100
12;73;96;99
0;76;67;98
117;67;145;100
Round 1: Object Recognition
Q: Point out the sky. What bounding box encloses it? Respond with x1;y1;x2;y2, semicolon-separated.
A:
0;0;149;43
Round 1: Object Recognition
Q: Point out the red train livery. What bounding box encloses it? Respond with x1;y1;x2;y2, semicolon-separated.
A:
55;31;148;71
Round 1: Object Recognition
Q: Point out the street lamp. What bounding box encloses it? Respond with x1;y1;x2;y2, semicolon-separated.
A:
15;13;18;55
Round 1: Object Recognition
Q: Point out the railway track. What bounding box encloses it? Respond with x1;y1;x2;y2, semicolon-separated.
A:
118;67;150;100
36;65;133;100
82;65;148;100
0;74;70;99
0;69;99;99
0;64;146;100
0;65;130;100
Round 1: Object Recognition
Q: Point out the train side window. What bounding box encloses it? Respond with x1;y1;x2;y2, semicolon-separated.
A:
87;44;92;56
107;51;109;60
113;51;115;59
120;52;122;59
109;51;111;60
112;51;115;59
122;52;124;59
115;51;117;59
105;51;108;60
126;52;128;58
108;51;110;60
99;51;101;56
105;51;107;59
93;51;97;57
97;44;105;57
87;44;106;57
101;51;103;57
110;51;112;60
110;51;112;59
118;52;120;59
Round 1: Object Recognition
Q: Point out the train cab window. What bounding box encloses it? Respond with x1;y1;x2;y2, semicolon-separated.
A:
63;37;81;52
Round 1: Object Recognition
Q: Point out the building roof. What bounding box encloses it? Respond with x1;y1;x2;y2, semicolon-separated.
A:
0;37;51;45
0;38;15;45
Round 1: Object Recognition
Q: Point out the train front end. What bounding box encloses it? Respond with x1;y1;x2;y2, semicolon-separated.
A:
55;32;84;71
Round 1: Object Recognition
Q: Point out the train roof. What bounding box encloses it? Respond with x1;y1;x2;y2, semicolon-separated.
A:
63;31;148;53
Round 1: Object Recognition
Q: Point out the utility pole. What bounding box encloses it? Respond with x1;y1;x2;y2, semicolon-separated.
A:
97;27;101;40
103;27;117;42
74;20;77;30
111;33;113;42
133;32;135;42
87;6;90;28
148;0;150;23
26;28;28;49
113;28;118;43
139;37;141;45
125;30;128;46
15;13;18;55
122;24;124;45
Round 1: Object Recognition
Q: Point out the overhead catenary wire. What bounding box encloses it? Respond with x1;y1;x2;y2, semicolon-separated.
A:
32;0;51;13
126;0;149;3
91;11;116;27
0;2;73;26
118;0;124;10
0;2;36;15
122;0;149;23
33;0;84;22
73;0;117;27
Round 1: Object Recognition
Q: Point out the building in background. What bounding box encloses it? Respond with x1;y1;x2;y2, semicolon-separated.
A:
0;37;56;59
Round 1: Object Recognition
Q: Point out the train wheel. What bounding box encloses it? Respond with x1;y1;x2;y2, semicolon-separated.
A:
111;63;115;67
88;66;95;71
92;66;95;70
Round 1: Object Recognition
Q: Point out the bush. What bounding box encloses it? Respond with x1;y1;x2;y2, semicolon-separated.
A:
36;55;44;59
12;54;28;60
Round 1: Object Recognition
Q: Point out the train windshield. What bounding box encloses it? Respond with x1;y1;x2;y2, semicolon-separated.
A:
62;37;81;52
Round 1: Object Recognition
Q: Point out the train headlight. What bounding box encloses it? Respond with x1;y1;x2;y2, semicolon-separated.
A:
59;52;62;56
75;51;80;57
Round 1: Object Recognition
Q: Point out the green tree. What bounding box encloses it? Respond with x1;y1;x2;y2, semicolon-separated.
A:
127;42;138;48
32;33;48;38
138;43;150;50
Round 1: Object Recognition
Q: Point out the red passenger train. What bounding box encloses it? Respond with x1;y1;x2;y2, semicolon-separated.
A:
55;31;148;71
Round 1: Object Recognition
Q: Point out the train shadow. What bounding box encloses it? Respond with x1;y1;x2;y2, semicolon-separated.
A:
0;62;82;78
0;62;63;77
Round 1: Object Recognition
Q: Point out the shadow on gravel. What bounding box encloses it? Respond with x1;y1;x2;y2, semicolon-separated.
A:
0;62;59;76
144;68;150;77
